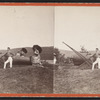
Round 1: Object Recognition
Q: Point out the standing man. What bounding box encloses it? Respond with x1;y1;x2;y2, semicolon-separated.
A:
92;48;100;70
4;47;14;69
54;53;57;64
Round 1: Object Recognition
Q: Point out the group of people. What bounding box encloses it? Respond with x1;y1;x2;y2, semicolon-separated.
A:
3;45;43;69
3;45;100;70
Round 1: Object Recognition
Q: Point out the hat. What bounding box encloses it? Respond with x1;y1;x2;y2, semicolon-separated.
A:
32;45;42;53
21;48;27;54
96;48;99;50
7;47;10;50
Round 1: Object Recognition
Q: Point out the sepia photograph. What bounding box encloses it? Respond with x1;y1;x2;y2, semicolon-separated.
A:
0;3;100;97
54;6;100;94
0;6;54;94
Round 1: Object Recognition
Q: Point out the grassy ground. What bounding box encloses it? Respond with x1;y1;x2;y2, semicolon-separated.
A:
54;65;100;94
0;63;53;93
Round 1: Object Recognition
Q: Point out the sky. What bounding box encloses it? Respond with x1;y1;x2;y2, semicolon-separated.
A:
55;6;100;51
0;6;54;50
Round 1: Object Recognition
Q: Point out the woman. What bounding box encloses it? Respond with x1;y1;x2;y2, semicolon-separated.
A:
31;45;43;67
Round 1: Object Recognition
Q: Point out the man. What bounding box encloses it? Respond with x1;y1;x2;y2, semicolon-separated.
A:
92;48;100;70
54;53;57;64
16;51;21;56
4;47;14;69
20;48;27;57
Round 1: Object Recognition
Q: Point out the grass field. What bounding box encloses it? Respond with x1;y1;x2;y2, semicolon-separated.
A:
0;46;53;93
0;63;53;93
54;65;100;94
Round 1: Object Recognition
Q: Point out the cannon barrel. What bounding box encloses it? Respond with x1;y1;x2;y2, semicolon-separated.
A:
13;56;32;65
62;42;92;66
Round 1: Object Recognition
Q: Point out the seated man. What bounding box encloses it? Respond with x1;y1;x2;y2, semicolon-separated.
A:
20;48;27;57
16;51;21;56
15;48;27;57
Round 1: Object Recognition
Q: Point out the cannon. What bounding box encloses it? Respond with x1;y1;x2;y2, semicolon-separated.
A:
62;42;94;67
